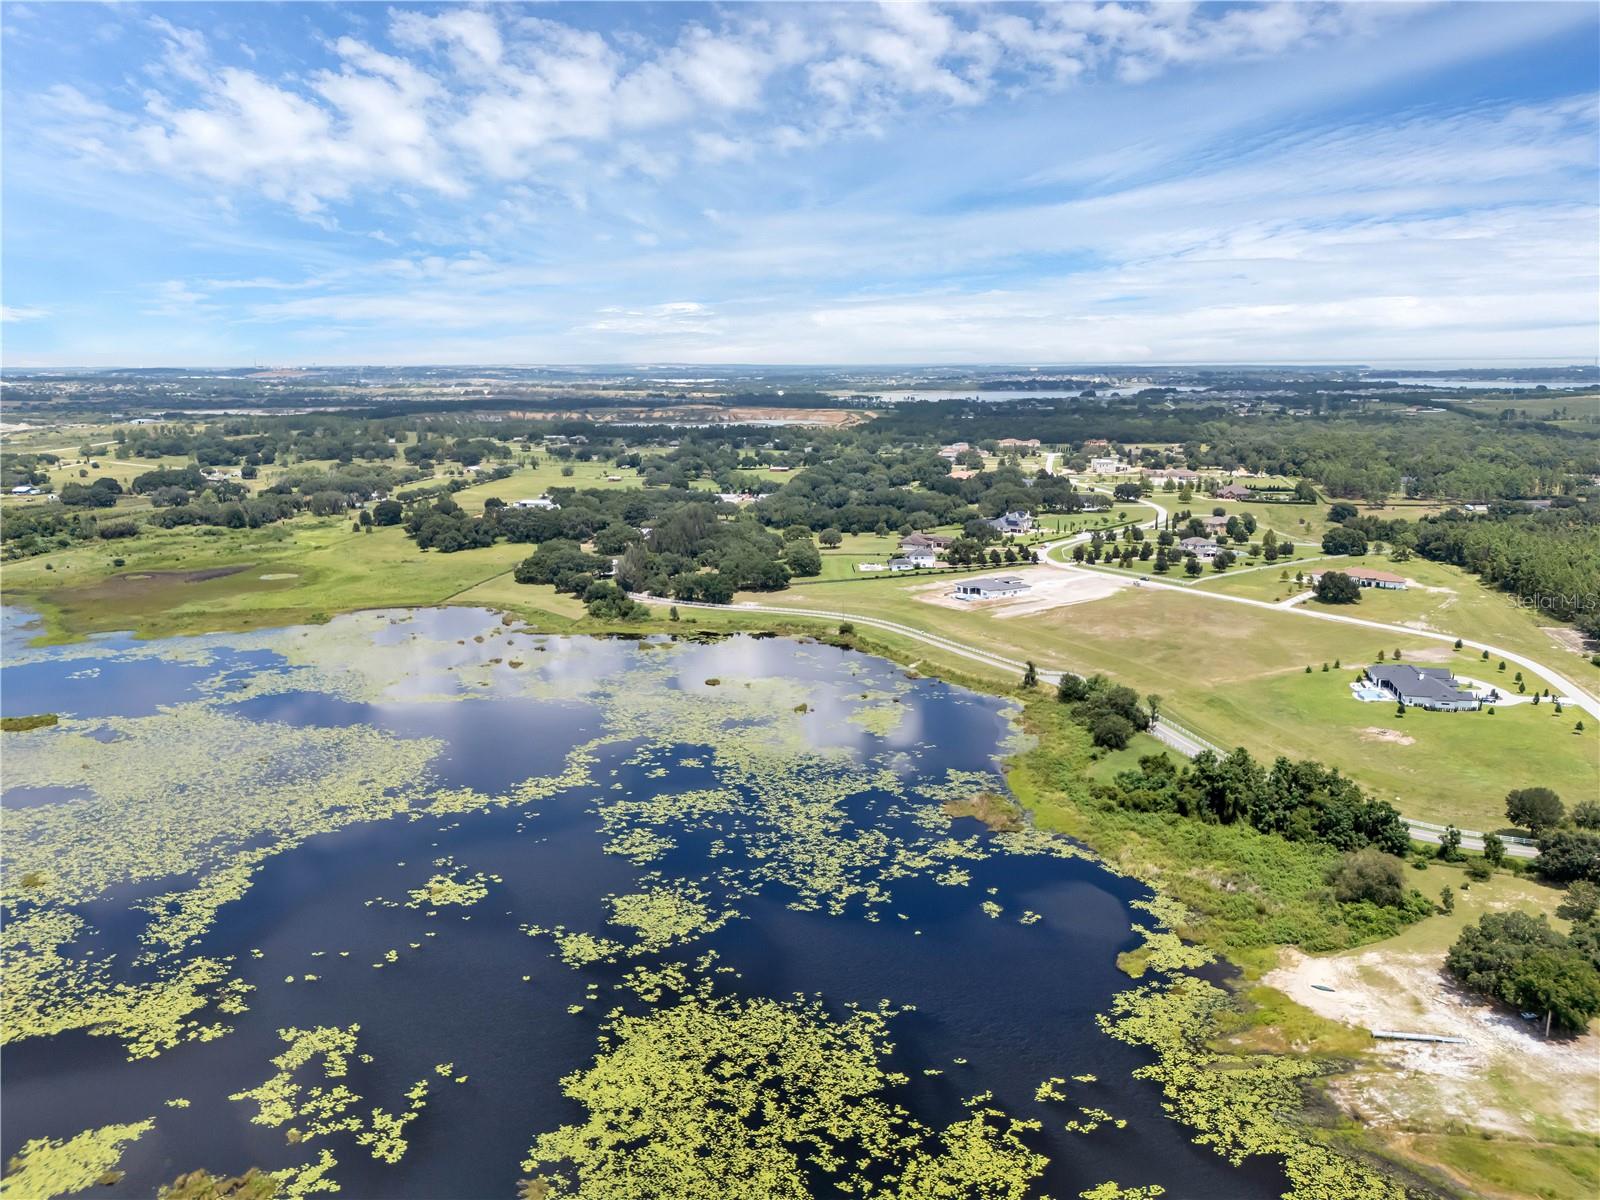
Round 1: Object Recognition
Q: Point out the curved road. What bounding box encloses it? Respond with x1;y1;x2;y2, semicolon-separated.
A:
1037;486;1598;718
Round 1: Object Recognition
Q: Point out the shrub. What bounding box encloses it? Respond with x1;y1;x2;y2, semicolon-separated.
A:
1326;847;1406;907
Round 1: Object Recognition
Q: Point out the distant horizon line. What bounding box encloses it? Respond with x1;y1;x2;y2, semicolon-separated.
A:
6;358;1598;373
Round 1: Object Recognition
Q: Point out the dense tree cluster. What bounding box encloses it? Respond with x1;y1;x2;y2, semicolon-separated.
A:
508;503;805;609
1536;832;1600;884
752;454;1085;535
1055;673;1151;749
58;477;124;508
1313;571;1361;604
872;398;1600;503
1446;911;1600;1033
1106;747;1412;855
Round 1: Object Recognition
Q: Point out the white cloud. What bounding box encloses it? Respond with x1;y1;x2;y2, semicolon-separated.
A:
8;3;1596;365
26;3;1412;220
1;305;50;322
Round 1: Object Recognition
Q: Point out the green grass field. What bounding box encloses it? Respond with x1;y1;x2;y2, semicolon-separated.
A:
722;573;1598;829
3;521;543;641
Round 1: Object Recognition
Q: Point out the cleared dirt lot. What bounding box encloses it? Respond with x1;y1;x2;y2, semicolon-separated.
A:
1266;947;1599;1139
909;566;1130;617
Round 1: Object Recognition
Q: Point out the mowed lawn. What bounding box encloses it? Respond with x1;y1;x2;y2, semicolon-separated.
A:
1296;556;1599;673
1201;553;1600;677
734;575;1598;829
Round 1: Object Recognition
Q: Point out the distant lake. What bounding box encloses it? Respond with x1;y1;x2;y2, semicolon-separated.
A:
1370;376;1593;390
841;387;1208;404
1;608;1281;1199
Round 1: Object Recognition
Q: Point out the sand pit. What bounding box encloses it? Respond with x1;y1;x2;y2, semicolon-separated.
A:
911;567;1129;618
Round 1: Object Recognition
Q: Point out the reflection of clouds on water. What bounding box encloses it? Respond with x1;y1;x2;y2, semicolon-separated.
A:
526;635;636;698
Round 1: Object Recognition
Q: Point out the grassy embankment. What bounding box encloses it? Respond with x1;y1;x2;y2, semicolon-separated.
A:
1006;692;1594;1200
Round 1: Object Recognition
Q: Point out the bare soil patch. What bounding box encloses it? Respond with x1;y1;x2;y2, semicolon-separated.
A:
1266;948;1599;1139
910;567;1128;617
1545;626;1600;656
1359;727;1416;745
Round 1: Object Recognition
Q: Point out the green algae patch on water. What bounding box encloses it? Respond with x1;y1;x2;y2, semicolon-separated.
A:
228;1024;435;1186
5;616;1205;1196
1;703;448;1058
405;862;497;909
522;989;1047;1200
846;689;911;738
156;1166;281;1199
604;880;737;955
1;1116;156;1200
1098;978;1406;1200
1;904;252;1059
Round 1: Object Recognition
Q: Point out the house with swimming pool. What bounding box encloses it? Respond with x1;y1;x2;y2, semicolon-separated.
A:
1364;664;1481;711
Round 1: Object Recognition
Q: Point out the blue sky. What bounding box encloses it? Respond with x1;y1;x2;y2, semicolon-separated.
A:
2;1;1597;366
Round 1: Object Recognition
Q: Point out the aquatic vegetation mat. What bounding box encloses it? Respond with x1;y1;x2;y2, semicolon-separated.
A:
0;609;1404;1198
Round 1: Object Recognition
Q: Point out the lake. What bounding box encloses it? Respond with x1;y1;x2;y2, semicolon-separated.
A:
1;607;1283;1199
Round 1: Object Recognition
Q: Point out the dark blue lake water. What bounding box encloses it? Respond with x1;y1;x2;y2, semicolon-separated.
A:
0;607;1282;1199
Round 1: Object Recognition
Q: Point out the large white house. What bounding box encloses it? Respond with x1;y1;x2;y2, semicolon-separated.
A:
952;575;1030;600
988;510;1034;535
1089;455;1128;474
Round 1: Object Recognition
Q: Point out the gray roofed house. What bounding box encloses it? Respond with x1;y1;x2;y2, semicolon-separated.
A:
988;510;1034;534
1365;664;1481;711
